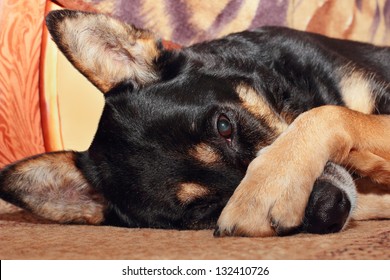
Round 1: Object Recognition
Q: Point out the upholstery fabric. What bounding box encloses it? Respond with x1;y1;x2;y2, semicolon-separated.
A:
0;0;389;259
56;0;390;45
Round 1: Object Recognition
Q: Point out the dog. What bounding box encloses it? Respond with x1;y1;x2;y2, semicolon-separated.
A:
0;10;389;237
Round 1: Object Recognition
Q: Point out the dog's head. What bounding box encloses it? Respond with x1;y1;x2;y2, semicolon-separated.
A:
0;10;286;229
0;11;358;233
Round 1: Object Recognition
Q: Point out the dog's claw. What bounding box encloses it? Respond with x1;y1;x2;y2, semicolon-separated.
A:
213;226;221;237
270;218;278;229
213;225;238;237
270;218;299;236
214;225;254;237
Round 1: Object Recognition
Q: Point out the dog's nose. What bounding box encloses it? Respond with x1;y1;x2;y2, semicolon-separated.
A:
302;180;351;234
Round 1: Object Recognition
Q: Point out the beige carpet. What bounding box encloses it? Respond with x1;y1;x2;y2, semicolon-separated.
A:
1;205;389;260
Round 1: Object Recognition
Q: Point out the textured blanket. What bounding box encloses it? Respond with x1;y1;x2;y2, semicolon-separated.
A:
1;207;389;259
55;0;390;45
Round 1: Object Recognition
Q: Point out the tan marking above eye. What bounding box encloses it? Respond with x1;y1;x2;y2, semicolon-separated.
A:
235;84;288;134
177;183;209;204
189;143;221;164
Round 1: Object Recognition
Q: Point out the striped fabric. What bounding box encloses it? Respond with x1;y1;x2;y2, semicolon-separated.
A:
58;0;390;46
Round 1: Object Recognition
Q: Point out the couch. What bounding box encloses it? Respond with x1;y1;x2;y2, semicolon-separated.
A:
0;0;389;259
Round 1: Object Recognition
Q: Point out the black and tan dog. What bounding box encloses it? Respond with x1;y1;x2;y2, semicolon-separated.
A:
1;10;390;237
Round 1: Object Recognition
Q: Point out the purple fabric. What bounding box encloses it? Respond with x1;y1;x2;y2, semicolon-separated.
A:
356;0;363;11
86;0;389;45
206;0;244;35
250;0;289;29
115;0;145;28
370;1;381;42
164;0;198;44
384;0;390;42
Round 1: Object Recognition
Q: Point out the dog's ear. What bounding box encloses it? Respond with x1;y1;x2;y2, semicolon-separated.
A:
0;151;106;224
46;10;162;92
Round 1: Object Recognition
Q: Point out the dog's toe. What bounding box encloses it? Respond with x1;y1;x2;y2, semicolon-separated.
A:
270;218;301;236
213;225;246;237
215;192;276;237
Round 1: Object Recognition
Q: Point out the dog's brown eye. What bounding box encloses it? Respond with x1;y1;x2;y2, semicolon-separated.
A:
217;115;232;139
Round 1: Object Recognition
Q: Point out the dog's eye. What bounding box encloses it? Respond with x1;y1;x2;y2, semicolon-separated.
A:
217;114;232;139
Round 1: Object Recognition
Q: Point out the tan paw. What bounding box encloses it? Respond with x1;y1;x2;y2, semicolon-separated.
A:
214;154;315;237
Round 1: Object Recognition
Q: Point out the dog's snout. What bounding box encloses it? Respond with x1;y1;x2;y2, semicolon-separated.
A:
303;180;351;234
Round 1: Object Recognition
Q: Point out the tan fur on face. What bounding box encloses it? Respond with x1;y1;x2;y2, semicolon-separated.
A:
236;84;288;134
2;152;106;224
177;183;209;204
340;70;375;114
50;11;160;92
190;143;221;164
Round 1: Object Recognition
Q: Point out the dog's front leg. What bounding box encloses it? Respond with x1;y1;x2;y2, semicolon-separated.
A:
215;105;390;237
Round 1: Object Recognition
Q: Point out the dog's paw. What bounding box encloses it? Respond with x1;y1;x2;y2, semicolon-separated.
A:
213;108;346;238
214;155;313;237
